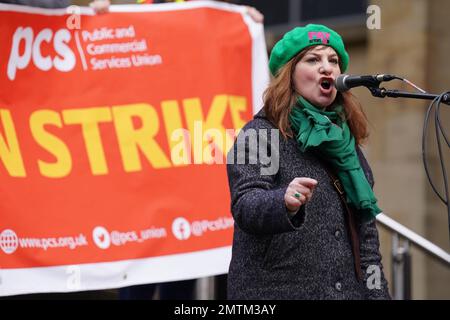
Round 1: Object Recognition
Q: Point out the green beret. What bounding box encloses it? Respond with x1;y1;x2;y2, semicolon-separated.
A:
269;24;349;76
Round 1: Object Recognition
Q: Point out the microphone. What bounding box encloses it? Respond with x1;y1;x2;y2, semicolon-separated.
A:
335;74;396;92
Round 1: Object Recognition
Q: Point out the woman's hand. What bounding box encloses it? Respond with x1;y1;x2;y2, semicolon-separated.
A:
284;177;318;213
89;0;110;14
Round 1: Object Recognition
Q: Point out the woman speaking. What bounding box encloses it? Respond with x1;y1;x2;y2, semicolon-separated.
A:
226;24;390;300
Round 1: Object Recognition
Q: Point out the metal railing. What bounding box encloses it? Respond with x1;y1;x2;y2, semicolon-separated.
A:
376;213;450;300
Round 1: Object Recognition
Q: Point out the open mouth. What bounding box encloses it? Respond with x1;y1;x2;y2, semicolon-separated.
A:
320;79;332;90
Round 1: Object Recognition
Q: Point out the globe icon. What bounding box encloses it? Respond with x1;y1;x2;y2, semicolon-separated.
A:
0;229;19;254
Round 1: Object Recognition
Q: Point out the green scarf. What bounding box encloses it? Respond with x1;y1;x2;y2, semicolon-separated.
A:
289;96;381;221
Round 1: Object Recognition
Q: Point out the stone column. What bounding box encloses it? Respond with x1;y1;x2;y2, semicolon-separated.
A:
361;0;449;299
423;0;450;299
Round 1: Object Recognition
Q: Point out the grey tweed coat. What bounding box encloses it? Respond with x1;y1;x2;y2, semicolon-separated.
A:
226;109;390;300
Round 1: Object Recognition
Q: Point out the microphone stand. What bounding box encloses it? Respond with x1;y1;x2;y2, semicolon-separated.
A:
366;85;450;242
367;87;450;105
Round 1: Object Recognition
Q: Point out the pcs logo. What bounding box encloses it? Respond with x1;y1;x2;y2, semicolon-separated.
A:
7;27;76;81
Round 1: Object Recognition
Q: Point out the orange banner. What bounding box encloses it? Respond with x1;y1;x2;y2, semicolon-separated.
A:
0;2;269;295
